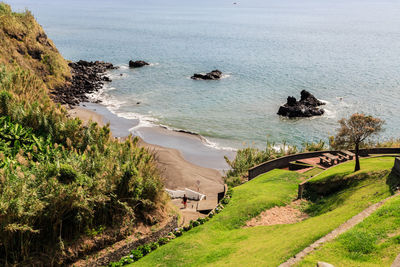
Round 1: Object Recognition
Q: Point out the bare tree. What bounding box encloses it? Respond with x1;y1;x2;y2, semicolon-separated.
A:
333;113;384;172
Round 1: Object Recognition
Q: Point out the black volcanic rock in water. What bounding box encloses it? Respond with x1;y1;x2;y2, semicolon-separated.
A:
277;90;325;118
129;60;149;68
191;69;222;80
300;90;325;107
51;60;116;106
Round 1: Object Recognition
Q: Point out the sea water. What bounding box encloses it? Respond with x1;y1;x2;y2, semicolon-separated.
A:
10;0;400;149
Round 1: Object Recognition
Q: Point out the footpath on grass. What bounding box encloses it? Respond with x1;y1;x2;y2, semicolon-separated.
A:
280;192;400;267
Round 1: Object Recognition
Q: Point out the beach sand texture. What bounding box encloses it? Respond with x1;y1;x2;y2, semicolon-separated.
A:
68;106;224;199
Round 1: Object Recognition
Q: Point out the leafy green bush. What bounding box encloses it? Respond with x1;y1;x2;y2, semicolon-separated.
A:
150;242;159;250
138;244;152;256
0;67;165;264
158;237;169;245
130;249;143;261
224;140;327;187
221;197;230;205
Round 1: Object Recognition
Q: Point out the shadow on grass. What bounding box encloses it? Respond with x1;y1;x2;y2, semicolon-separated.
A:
386;170;400;194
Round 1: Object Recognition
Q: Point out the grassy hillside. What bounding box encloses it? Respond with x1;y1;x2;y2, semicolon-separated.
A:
298;195;400;266
308;157;395;183
0;3;168;265
0;3;70;89
131;160;395;266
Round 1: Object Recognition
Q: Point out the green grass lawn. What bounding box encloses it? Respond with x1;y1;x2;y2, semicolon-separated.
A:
129;161;395;267
297;195;400;267
309;157;395;183
302;167;325;179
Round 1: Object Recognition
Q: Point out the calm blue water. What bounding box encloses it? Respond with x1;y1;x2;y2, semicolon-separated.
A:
10;0;400;149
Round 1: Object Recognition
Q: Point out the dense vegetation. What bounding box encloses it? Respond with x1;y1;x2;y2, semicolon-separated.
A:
132;160;397;266
0;3;166;265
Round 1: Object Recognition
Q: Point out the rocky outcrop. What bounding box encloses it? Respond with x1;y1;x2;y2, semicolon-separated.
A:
277;90;325;118
191;69;222;80
51;60;116;106
129;60;149;68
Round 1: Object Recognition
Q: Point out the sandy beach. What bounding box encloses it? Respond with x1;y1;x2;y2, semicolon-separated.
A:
68;103;233;201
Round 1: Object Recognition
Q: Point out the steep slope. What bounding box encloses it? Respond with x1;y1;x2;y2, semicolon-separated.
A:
0;3;169;265
0;3;70;89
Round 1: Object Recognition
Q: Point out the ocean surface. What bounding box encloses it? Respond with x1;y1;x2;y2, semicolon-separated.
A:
10;0;400;150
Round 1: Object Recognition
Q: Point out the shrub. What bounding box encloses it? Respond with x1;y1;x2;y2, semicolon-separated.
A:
58;163;78;184
138;244;152;256
150;242;159;250
120;256;134;264
130;249;143;261
158;237;169;245
221;197;230;205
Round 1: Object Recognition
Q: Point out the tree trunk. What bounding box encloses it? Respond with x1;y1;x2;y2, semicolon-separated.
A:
354;142;360;172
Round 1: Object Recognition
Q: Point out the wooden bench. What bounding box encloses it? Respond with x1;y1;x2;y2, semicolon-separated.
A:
319;156;333;167
336;153;348;163
323;153;338;165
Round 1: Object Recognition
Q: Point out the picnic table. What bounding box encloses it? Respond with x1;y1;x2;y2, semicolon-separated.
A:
323;153;337;162
341;150;355;160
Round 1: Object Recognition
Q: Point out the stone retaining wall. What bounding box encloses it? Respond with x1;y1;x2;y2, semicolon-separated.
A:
74;216;178;267
248;148;400;180
393;157;400;176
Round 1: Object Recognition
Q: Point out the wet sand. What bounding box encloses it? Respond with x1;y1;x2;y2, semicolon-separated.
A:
68;102;234;199
77;102;235;172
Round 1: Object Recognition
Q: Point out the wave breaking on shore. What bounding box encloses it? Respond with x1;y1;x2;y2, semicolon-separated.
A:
87;68;237;152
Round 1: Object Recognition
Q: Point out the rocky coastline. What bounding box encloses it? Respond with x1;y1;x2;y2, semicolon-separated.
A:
51;60;116;106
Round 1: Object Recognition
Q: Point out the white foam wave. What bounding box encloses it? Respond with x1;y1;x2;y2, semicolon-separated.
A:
201;138;237;151
221;73;231;79
119;65;129;70
152;123;237;152
88;83;236;152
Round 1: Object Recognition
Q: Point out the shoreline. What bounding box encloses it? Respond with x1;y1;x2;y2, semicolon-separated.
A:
68;102;234;200
74;101;235;172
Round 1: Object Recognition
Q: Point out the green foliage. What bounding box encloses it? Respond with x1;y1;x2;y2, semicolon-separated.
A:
0;36;164;266
0;3;71;88
302;140;328;151
138;244;152;256
150;242;159;250
0;3;12;15
158;237;169;245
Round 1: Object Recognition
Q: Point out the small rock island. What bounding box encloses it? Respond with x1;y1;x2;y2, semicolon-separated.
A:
191;69;222;80
277;90;325;118
129;60;149;68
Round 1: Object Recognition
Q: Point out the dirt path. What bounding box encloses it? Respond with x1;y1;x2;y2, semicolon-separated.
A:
279;192;400;267
392;254;400;267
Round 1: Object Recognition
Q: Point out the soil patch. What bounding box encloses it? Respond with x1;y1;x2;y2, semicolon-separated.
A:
245;200;309;227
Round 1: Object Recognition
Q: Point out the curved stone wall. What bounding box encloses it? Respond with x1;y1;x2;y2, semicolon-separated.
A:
248;148;400;180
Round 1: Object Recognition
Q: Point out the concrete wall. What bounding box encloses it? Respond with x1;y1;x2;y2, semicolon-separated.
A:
248;148;400;180
165;188;206;201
